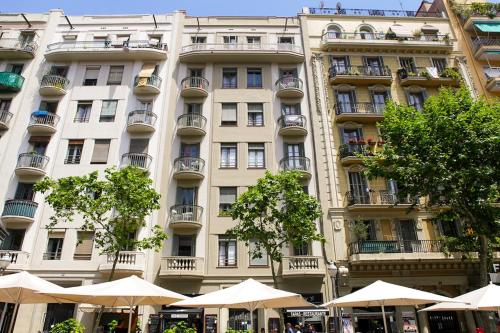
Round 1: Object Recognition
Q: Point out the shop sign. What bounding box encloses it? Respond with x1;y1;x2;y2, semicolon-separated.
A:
171;314;189;319
287;309;328;318
493;263;499;273
402;312;417;333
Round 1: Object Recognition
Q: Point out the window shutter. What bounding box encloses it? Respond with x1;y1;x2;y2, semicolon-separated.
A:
220;188;236;204
28;136;50;143
74;231;94;259
85;67;99;80
91;139;110;164
129;139;149;153
139;63;156;78
48;231;65;239
101;101;117;117
221;104;237;122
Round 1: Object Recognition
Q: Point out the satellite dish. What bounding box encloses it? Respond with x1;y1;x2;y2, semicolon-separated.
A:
336;2;342;10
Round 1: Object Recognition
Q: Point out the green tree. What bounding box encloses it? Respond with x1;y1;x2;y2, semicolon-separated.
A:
227;171;323;331
50;318;85;333
363;86;500;286
34;166;168;331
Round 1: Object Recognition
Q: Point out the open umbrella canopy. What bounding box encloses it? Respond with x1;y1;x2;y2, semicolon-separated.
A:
39;275;187;307
172;278;312;311
0;271;70;304
421;283;500;312
322;280;456;307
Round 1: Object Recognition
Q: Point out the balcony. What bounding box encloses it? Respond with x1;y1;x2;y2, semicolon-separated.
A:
176;114;207;137
282;256;325;278
278;115;307;137
180;43;304;63
279;157;312;179
39;75;70;96
98;251;145;274
329;66;392;85
181;77;209;98
159;257;204;278
133;74;162;95
0;110;13;131
45;40;168;61
322;32;453;53
121;153;152;171
397;67;461;87
169;205;203;231
27;111;60;135
0;72;24;92
345;190;418;211
173;157;205;181
275;77;304;98
126;110;157;134
334;102;385;123
0;251;30;271
0;38;38;59
473;38;500;61
457;4;500;31
486;75;500;93
339;144;372;166
15;153;49;177
1;200;38;225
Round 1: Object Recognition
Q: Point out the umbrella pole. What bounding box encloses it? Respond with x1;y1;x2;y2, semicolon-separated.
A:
7;303;18;333
250;309;254;333
128;305;133;333
381;305;388;333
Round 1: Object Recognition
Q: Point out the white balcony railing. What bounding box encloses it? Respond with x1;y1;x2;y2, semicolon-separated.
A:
181;43;303;54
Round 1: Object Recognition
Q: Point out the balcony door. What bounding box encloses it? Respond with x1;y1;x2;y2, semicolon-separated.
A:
397;220;418;253
282;103;301;116
180;143;200;158
1;229;25;251
336;91;356;113
348;171;369;204
175;187;197;206
15;183;34;201
49;66;69;78
173;235;196;257
342;128;363;144
129;139;149;154
371;91;389;113
330;56;349;74
189;68;203;78
363;56;384;76
186;103;202;115
285;143;305;170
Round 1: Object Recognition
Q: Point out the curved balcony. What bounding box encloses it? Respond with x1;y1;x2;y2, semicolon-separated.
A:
329;66;392;85
0;251;30;271
176;114;207;137
397;67;461;87
275;77;304;98
279;157;311;179
473;37;500;61
180;43;304;63
334;102;385;123
1;200;38;225
121;153;152;171
160;257;204;278
169;205;203;230
339;143;372;166
181;77;209;98
45;40;168;61
0;39;38;59
98;251;145;274
0;72;24;92
39;75;70;96
0;110;13;131
173;157;205;181
126;110;157;134
15;153;49;177
133;74;162;95
278;115;307;137
27;111;60;135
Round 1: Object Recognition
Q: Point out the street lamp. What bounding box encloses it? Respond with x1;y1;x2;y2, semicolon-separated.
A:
327;261;340;333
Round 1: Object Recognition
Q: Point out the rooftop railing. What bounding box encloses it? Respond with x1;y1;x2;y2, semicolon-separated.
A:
47;40;167;51
323;32;451;43
306;7;445;17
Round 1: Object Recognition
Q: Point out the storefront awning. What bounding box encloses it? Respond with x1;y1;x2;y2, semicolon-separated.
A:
474;22;500;33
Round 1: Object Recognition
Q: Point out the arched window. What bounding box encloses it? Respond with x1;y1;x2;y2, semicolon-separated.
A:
326;24;343;39
358;26;375;40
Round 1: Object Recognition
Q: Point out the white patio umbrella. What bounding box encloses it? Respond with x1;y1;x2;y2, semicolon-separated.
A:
0;271;71;333
321;280;458;333
172;278;313;332
39;275;188;333
420;282;500;317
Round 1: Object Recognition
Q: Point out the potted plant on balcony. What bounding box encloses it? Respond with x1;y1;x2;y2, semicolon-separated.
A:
357;138;366;145
348;138;357;145
367;137;376;146
50;318;84;333
377;140;385;145
352;219;369;242
419;69;431;79
440;67;461;80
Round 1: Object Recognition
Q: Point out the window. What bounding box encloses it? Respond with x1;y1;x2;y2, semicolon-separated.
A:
148;35;162;46
220;143;237;168
1;229;25;251
293;242;310;256
19;31;35;46
348;171;369;204
107;66;124;85
439;221;460;238
74;101;92;122
248;143;265;168
180;143;200;158
39;100;58;113
90;139;111;164
222;68;237;88
282;103;301;115
408;91;426;111
15;183;34;200
44;232;64;260
247;103;263;126
62;35;77;41
83;66;100;86
342;128;363;144
247;68;262;88
116;34;130;46
173;235;196;256
138;100;153;112
249;240;268;266
247;36;261;46
359;27;375;40
186;103;202;114
371;91;389;113
219;187;237;214
218;236;237;267
74;231;94;260
221;103;237;126
399;57;416;73
49;66;69;77
326;25;342;39
330;56;349;75
191;36;207;44
335;91;356;113
129;138;149;153
432;58;447;74
223;36;238;44
65;140;84;164
0;99;12;112
99;100;117;122
278;36;294;44
8;64;23;75
363;56;384;75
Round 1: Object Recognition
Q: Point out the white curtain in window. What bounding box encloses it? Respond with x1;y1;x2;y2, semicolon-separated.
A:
101;101;117;117
228;240;236;265
221;104;237;122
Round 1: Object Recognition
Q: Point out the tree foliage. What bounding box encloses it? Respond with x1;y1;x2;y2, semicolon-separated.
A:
363;86;500;285
50;318;85;333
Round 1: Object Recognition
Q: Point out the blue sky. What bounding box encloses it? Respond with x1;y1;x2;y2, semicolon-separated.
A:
3;0;427;16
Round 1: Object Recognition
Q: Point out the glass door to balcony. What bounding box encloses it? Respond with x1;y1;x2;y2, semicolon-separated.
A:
342;128;363;145
49;66;69;78
180;143;200;158
173;234;196;256
292;242;310;256
330;56;349;75
408;92;426;111
364;56;384;76
176;187;197;206
372;91;388;113
285;143;305;169
397;219;418;253
348;172;369;204
15;183;34;200
1;229;25;251
336;91;356;114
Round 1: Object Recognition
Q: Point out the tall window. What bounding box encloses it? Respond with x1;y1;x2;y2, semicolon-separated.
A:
330;56;349;74
1;229;25;251
74;101;92;123
14;183;35;200
83;66;100;86
399;57;416;73
408;91;426;111
219;187;237;214
348;171;369;204
90;139;111;164
220;143;237;168
371;91;389;113
173;235;196;256
74;231;94;260
65;140;84;164
278;36;294;44
432;58;447;74
247;68;262;88
335;91;356;113
249;240;268;266
218;236;237;267
44;232;64;260
222;68;237;88
223;36;238;44
191;36;207;44
99;100;117;122
107;66;124;85
248;143;265;168
0;99;12;112
221;103;237;126
8;64;23;75
247;103;263;126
